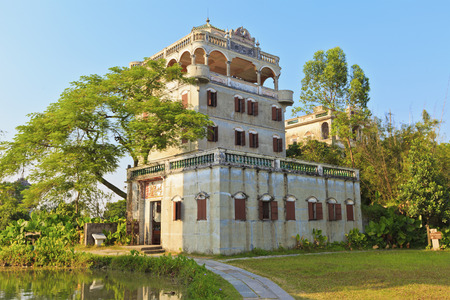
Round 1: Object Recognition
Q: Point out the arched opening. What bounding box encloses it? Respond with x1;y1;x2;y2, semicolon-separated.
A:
230;57;256;83
321;122;329;139
208;50;227;76
260;67;276;89
194;48;206;65
167;58;178;67
179;51;191;73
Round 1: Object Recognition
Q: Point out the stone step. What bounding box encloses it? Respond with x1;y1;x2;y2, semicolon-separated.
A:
140;245;163;251
142;248;166;255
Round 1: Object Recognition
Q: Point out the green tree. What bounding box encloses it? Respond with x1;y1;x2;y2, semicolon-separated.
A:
286;140;344;166
293;47;370;168
0;60;211;211
103;199;127;220
0;179;30;230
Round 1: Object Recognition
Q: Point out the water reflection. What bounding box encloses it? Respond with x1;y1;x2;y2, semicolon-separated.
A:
0;269;183;299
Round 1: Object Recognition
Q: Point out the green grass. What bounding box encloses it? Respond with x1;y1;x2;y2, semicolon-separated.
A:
226;250;450;299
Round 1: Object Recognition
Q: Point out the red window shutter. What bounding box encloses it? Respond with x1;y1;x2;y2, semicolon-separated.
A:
240;99;245;113
328;203;334;221
253;102;258;116
249;133;254;148
173;202;177;221
316;202;323;220
278;138;283;153
212;92;217;107
286;201;295;221
197;199;206;220
258;200;264;220
207;125;214;142
255;133;259;148
235;198;246;220
182;93;188;108
207;90;212;106
347;204;354;221
235;130;238;145
308;202;314;220
272;106;277;121
336;204;342;220
273;137;277;152
177;202;182;220
271;201;278;220
235;97;240;112
247;101;253;115
277;108;282;121
242;131;246;146
214;126;218;142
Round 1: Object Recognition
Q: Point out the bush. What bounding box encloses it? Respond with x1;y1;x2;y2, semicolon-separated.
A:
345;228;368;250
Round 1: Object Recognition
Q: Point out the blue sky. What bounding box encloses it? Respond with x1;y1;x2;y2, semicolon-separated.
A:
1;1;449;198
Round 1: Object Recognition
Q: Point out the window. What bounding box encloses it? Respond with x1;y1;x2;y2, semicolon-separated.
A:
172;196;182;221
247;100;258;116
258;194;278;220
207;90;217;107
234;96;245;112
273;136;283;152
346;200;354;221
327;199;342;221
308;198;323;221
181;92;188;108
207;125;218;142
285;195;296;221
235;129;246;146
272;106;282;121
321;122;329;139
196;192;208;221
249;131;259;148
233;192;247;221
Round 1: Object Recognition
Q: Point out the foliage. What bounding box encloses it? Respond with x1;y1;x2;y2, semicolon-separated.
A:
0;180;30;230
437;227;450;249
103;199;126;219
293;229;328;250
345;228;367;250
293;46;370;168
286;140;344;165
361;203;390;222
364;209;425;248
0;59;211;209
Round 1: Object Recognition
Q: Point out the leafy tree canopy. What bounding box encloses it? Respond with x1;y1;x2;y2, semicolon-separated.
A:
103;199;126;220
0;60;211;210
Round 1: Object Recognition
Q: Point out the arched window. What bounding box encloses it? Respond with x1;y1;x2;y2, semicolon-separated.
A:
285;195;296;221
235;128;245;146
233;192;247;221
258;194;277;220
272;105;282;122
207;121;218;142
247;98;258;116
321;122;329;139
307;197;323;221
195;192;209;221
249;129;259;148
172;195;183;221
273;134;283;153
345;199;355;221
327;198;342;221
234;95;245;113
206;88;217;107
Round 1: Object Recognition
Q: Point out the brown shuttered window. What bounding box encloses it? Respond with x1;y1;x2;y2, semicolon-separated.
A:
271;201;278;220
207;126;218;142
253;102;258;116
235;198;246;220
316;202;323;220
249;133;258;148
235;97;245;112
197;199;206;220
272;106;277;121
173;201;181;221
273;137;283;152
240;99;245;112
328;203;335;221
182;93;188;108
247;101;253;115
346;204;354;221
278;138;283;152
258;200;264;220
336;204;342;220
308;202;315;220
286;201;295;221
277;107;282;121
235;130;245;146
207;91;217;107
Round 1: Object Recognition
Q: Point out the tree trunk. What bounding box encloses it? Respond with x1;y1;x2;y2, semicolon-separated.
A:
97;175;127;199
426;220;431;247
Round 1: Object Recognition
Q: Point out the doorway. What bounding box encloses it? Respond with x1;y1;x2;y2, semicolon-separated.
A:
151;201;161;245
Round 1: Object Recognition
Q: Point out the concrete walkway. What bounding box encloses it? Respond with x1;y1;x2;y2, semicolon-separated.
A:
195;258;294;300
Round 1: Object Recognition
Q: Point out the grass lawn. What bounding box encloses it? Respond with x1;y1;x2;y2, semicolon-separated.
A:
226;250;450;299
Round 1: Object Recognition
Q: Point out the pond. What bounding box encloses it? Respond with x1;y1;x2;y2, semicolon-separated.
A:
0;269;184;299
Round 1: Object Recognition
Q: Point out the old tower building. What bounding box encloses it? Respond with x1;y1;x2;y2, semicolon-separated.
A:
127;21;362;254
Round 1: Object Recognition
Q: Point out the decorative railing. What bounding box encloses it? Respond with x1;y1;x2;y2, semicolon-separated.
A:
207;35;227;48
152;52;164;61
166;37;192;56
170;153;215;170
315;112;328;118
193;33;205;41
287;119;299;125
323;167;355;178
131;164;165;177
260;52;278;64
225;153;273;167
280;161;318;174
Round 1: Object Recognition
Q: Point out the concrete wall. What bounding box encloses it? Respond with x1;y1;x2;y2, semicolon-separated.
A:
129;160;362;255
84;223;118;246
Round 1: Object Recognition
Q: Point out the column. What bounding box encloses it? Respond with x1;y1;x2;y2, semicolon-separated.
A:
274;75;280;90
191;54;196;65
226;61;231;77
205;53;209;66
256;70;261;86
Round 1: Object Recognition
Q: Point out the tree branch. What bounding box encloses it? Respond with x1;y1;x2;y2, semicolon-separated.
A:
96;175;127;199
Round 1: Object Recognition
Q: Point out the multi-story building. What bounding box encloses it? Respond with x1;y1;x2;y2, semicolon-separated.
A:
127;21;362;254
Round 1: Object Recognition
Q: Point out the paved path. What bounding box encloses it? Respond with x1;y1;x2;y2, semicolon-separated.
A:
195;259;294;300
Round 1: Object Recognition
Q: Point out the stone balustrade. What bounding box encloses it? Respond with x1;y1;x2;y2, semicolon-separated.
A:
128;148;359;180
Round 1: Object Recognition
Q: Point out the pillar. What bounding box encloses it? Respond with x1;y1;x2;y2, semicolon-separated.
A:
256;70;261;86
226;61;231;77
